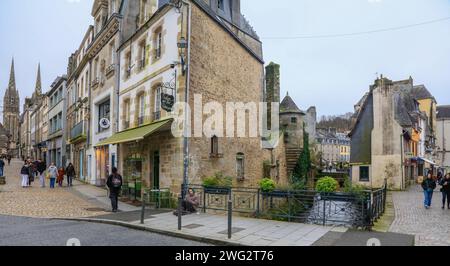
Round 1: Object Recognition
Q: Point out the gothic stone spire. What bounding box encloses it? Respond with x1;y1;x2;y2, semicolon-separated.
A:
8;58;16;92
35;63;42;94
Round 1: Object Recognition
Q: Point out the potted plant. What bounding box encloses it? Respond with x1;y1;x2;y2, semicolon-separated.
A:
202;172;232;195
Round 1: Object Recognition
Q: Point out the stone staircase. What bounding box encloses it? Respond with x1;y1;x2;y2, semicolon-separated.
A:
285;148;302;174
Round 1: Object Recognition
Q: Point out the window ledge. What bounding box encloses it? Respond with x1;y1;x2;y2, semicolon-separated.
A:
209;153;224;159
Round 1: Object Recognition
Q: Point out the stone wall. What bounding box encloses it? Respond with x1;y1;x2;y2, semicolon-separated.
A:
187;3;269;188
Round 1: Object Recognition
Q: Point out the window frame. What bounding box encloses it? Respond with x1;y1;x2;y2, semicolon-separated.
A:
359;166;370;182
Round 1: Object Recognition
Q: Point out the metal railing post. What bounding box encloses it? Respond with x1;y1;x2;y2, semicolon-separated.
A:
256;189;260;218
140;191;146;224
322;196;326;226
228;198;232;239
178;197;183;231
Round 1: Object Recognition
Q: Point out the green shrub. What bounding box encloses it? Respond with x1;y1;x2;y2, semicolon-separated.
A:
202;172;232;188
316;176;338;193
260;178;276;193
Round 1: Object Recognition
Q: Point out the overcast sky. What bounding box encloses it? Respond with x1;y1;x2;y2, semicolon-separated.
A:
0;0;449;120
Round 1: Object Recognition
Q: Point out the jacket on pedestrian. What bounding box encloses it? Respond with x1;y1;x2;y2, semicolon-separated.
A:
439;178;450;193
106;173;123;195
57;169;65;182
20;165;30;176
0;160;4;168
48;166;58;179
422;178;437;191
37;162;46;174
66;165;76;177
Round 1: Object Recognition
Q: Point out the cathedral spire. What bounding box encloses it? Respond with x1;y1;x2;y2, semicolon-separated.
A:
35;63;42;95
8;58;16;91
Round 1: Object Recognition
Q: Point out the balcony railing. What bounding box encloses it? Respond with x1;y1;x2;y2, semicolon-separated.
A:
71;121;85;141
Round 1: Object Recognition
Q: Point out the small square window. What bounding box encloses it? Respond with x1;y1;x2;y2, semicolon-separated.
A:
359;166;369;182
291;117;297;124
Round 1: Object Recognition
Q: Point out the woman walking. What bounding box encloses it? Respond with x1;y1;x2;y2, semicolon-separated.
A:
65;163;75;187
20;160;32;188
47;163;58;189
422;172;437;209
439;173;450;210
57;167;65;187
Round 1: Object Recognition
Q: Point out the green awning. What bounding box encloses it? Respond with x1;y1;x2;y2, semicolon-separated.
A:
95;118;173;147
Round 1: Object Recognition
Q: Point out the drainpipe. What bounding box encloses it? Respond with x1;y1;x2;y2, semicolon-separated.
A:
180;0;192;198
115;15;123;174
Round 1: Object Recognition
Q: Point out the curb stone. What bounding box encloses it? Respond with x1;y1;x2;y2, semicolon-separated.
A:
53;217;245;246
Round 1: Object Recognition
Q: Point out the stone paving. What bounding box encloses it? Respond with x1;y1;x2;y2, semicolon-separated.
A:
0;159;109;218
389;185;450;246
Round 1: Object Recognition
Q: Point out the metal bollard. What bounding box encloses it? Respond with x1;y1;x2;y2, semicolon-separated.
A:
178;197;183;231
228;199;232;239
140;192;146;224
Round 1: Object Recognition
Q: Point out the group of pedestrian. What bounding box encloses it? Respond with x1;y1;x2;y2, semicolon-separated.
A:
20;159;77;189
422;171;450;210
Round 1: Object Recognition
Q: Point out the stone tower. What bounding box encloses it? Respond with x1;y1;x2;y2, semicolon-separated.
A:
3;58;21;156
265;62;280;129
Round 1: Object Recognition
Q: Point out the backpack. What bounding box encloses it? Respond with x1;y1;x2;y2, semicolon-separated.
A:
111;174;122;189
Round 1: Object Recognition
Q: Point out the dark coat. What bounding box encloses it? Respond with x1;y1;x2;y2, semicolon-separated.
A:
422;178;437;191
440;178;450;193
37;161;46;174
107;174;123;196
66;165;76;177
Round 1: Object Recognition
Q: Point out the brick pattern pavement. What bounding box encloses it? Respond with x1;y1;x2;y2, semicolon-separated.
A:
0;160;108;218
389;185;450;246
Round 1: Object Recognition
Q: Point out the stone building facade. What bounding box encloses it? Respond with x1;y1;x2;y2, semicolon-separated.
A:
350;76;437;190
437;105;450;173
3;59;20;157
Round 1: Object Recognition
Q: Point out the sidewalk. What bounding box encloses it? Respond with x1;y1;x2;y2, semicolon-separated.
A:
63;181;415;246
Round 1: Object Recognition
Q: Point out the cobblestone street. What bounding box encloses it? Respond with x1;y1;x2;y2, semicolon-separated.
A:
0;159;108;218
389;185;450;246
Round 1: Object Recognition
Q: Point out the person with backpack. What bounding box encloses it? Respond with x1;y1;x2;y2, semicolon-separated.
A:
47;163;58;189
422;172;437;209
106;167;123;213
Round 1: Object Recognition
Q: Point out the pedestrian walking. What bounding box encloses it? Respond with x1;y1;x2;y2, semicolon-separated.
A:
7;155;11;166
20;161;32;188
65;163;75;187
28;160;36;187
422;172;437;209
47;163;58;189
0;158;5;177
37;160;46;188
106;167;122;213
439;173;450;210
57;167;65;187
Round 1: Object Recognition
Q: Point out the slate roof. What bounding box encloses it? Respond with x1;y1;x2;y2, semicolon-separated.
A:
394;86;419;128
437;105;450;119
280;95;305;115
410;85;436;102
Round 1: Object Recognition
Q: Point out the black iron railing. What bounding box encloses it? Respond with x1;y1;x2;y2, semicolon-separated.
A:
183;182;387;230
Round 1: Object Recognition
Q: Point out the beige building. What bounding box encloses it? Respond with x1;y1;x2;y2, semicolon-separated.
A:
437;105;450;173
96;0;295;197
